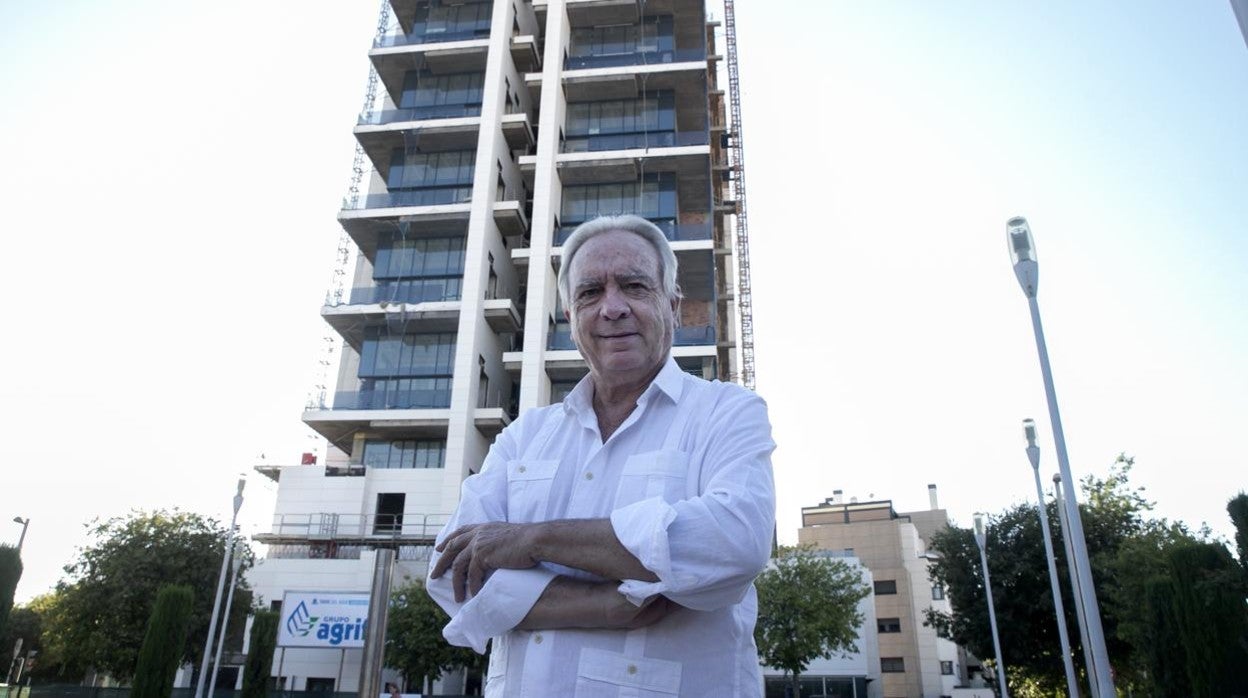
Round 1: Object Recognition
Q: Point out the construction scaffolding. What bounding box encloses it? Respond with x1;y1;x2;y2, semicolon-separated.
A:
722;0;756;391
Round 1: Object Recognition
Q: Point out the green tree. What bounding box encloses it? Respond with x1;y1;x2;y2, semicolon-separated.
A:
47;510;253;681
1228;493;1248;574
1163;542;1248;697
0;544;22;642
754;545;870;697
131;585;195;698
385;579;484;693
241;611;279;698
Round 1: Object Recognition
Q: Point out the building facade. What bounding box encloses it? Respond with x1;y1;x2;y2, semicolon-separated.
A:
798;487;964;698
247;0;741;691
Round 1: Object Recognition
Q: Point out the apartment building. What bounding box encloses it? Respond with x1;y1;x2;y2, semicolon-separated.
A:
246;0;742;691
798;487;964;698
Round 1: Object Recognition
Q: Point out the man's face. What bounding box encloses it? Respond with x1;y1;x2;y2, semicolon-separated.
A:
565;229;677;386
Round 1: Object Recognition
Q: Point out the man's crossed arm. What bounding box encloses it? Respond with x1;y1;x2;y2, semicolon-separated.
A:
430;518;669;630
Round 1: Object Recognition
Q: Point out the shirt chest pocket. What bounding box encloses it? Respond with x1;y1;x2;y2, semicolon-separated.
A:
575;648;682;696
612;449;690;510
506;459;559;523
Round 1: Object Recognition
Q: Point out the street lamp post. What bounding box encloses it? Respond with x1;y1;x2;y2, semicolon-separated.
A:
1007;216;1116;696
1054;475;1101;697
973;513;1009;698
206;536;245;698
12;517;29;551
195;478;245;698
1023;420;1079;697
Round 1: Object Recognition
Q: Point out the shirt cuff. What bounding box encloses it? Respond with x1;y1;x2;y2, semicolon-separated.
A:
442;567;559;653
610;496;678;605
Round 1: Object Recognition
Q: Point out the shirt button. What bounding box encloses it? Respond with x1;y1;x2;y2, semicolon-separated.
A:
518;465;526;474
584;472;594;480
533;633;543;644
627;665;637;675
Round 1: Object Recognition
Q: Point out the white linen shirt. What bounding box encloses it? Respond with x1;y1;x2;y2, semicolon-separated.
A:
426;357;776;697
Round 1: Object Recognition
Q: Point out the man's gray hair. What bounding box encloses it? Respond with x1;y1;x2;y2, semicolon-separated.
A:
557;214;680;307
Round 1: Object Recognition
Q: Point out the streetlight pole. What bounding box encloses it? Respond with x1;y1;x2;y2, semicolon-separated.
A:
207;536;245;698
12;517;29;551
973;513;1009;698
1007;216;1115;696
195;478;245;698
1023;420;1079;697
1054;475;1100;698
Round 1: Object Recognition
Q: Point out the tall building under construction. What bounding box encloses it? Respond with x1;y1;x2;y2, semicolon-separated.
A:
247;0;752;691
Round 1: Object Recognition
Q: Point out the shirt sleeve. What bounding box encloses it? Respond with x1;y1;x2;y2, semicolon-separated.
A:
610;387;776;611
425;412;559;652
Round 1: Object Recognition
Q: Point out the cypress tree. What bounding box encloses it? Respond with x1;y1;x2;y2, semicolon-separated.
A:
1165;542;1248;697
131;585;195;698
241;611;279;698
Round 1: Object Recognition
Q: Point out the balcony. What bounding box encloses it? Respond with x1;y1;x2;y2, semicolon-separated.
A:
348;280;462;306
565;47;706;71
554;220;710;245
546;324;714;351
331;388;451;411
562;129;708;153
255;512;451;545
374;27;491;49
370;41;490;104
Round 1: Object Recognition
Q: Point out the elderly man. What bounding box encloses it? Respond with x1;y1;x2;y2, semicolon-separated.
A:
427;214;776;696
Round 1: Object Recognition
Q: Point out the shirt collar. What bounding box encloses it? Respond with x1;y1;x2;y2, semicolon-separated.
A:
562;355;685;416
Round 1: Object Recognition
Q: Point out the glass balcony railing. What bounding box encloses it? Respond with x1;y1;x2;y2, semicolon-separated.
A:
346;280;462;305
555;219;711;245
374;27;491;49
565;48;707;71
358;103;483;125
345;186;473;211
562;130;709;153
546;325;714;351
331;390;452;410
548;327;575;351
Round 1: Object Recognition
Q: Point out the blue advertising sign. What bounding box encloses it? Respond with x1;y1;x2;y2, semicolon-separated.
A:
277;591;371;648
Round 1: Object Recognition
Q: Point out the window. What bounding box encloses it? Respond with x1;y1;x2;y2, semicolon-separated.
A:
357;331;456;409
880;657;905;673
940;661;955;676
568;16;673;60
932;583;945;600
386;149;476;206
375;493;406;534
877;617;901;633
874;579;898;595
369;235;466;303
399;71;485;112
361;439;446;469
564;92;676;152
559;173;677;242
413;1;492;40
269;599;282;613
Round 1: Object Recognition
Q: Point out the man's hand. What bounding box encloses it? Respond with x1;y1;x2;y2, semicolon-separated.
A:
431;522;539;602
601;588;674;630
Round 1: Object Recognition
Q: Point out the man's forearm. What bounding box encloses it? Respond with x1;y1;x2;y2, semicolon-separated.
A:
516;575;672;631
527;518;659;583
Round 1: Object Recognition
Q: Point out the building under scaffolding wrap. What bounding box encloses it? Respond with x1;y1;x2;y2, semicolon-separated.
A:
245;0;758;693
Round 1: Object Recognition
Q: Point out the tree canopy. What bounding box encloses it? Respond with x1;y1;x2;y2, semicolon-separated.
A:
41;509;253;681
925;456;1248;697
754;545;870;696
0;544;22;642
384;579;484;694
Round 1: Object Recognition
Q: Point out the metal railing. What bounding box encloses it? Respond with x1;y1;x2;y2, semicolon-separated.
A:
345;281;462;306
263;512;452;540
547;325;714;350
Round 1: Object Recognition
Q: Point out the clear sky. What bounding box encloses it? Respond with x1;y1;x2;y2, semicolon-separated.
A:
1;1;1245;604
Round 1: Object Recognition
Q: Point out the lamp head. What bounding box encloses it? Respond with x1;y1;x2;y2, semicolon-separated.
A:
1022;418;1037;447
973;513;985;537
1007;216;1039;297
13;516;26;525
